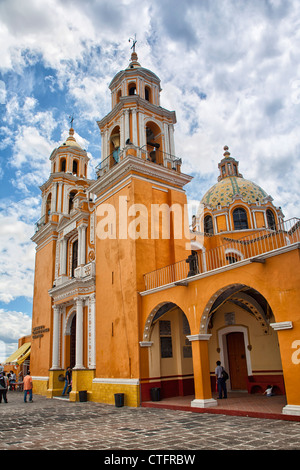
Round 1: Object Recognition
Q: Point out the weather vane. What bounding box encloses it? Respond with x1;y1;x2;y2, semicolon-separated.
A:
69;114;74;127
128;34;137;53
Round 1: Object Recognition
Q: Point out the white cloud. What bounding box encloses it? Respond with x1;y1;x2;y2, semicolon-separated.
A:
0;197;39;303
0;309;32;362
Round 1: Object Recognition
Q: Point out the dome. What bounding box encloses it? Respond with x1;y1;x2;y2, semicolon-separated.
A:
201;176;268;209
61;128;84;150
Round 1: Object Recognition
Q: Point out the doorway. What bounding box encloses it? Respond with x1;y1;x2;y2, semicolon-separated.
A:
226;332;248;390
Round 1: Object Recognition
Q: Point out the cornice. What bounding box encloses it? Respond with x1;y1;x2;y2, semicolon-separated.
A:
97;95;176;130
89;155;193;197
109;66;161;90
40;173;94;192
49;276;95;302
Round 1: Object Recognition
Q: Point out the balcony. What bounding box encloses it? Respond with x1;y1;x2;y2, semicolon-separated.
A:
96;144;182;178
143;217;300;291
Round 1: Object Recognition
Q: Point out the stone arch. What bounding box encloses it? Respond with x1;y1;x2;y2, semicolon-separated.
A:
200;283;273;334
65;308;76;335
141;300;193;401
142;301;177;342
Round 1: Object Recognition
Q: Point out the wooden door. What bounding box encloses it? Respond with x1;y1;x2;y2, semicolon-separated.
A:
226;332;248;390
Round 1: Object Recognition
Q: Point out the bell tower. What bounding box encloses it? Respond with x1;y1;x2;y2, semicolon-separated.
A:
89;45;193;399
97;47;180;174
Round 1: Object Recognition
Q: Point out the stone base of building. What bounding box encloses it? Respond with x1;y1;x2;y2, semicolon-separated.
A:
91;378;140;407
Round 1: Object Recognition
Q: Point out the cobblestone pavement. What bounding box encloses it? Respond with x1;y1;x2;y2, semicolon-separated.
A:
0;392;300;454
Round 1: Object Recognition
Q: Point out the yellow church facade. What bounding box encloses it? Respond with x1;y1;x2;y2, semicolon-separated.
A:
29;49;300;416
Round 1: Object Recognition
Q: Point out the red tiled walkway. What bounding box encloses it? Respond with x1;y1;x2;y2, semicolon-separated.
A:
142;392;300;422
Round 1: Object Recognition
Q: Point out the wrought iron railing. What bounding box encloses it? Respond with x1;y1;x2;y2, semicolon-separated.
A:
143;217;300;291
95;144;182;178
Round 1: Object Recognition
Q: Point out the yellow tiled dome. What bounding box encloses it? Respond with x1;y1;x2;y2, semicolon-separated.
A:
201;176;268;209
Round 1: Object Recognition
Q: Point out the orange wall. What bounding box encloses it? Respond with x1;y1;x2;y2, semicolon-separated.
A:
30;240;56;377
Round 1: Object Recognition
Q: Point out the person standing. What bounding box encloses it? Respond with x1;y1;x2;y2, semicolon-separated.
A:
0;372;8;403
61;367;72;396
215;360;227;399
23;371;33;403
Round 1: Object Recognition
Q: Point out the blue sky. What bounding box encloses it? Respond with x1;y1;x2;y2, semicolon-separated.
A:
0;0;300;361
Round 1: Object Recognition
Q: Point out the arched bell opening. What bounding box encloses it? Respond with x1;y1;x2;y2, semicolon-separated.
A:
145;121;162;165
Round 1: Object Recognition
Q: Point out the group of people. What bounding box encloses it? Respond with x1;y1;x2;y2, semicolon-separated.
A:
215;360;275;399
0;370;33;403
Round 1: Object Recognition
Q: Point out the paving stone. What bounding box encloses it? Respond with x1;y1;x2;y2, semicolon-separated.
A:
0;391;300;452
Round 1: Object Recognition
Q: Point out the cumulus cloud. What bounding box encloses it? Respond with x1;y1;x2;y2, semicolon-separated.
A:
0;197;39;302
0;309;32;362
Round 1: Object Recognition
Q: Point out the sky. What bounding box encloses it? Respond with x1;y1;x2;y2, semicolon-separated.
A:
0;0;300;361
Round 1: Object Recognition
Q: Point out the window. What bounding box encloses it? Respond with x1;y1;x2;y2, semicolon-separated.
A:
71;240;78;278
128;83;136;95
60;158;66;172
145;86;151;102
72;160;78;175
233;207;249;230
226;253;240;264
117;89;122;103
204;215;214;234
159;320;172;358
69;191;77;213
266;209;276;230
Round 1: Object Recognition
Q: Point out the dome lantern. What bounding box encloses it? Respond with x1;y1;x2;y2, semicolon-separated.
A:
218;146;242;181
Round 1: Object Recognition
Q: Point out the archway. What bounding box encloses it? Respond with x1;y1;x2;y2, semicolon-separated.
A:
65;310;76;370
200;284;285;395
141;302;194;401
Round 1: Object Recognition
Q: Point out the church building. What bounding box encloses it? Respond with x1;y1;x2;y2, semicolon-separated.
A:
28;46;300;416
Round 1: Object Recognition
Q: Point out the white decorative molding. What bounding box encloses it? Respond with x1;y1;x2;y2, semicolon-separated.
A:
191;398;218;408
186;334;212;341
270;321;293;331
93;378;140;385
32;376;50;381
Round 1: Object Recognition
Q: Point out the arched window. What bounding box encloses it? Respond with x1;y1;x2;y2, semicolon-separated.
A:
71;240;78;277
72;159;78;175
117;89;122;103
145;86;151;102
45;193;52;223
266;209;276;230
233;207;249;230
69;191;77;213
60;158;66;172
128;82;136;95
226;253;241;264
204;215;214;234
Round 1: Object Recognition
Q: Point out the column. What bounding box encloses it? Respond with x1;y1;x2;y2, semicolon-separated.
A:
60;237;67;275
187;334;217;408
88;294;96;369
51;305;61;370
78;224;87;266
132;108;137;146
74;297;85;370
169;124;175;156
57;182;63;213
124;109;130;143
